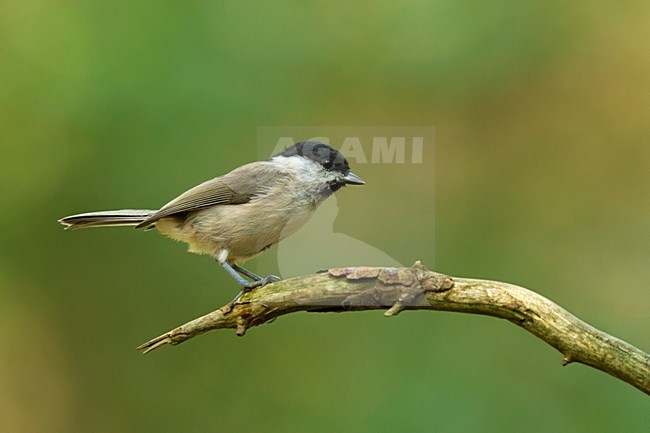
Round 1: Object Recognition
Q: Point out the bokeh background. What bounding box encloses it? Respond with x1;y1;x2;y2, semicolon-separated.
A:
1;2;648;432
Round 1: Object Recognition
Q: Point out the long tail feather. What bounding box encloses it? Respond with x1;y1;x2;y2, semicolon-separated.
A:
58;209;156;230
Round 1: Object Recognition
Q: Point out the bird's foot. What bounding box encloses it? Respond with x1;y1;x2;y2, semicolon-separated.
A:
222;275;281;314
246;274;280;289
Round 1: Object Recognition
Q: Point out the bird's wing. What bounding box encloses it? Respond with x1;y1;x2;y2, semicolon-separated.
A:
135;161;275;228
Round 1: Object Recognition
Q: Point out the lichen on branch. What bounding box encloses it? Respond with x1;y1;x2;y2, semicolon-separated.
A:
137;262;650;395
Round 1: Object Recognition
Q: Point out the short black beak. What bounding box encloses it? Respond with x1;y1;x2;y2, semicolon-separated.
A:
341;172;365;185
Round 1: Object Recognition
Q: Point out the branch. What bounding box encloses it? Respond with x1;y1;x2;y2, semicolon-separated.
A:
137;261;650;394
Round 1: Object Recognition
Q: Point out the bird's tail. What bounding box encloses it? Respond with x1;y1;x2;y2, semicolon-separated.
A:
58;209;156;230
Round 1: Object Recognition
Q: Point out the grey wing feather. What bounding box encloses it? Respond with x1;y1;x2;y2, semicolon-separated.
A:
135;161;274;228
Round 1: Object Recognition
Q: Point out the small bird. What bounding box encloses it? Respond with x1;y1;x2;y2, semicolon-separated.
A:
59;141;364;305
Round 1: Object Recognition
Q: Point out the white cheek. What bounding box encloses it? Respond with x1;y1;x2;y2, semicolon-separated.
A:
271;156;339;203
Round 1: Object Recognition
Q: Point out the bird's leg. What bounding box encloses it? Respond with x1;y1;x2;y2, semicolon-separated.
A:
220;260;254;287
221;261;280;289
221;262;280;312
232;263;263;281
214;251;279;312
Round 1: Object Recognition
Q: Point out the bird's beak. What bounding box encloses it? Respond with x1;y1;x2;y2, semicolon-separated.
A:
341;172;365;185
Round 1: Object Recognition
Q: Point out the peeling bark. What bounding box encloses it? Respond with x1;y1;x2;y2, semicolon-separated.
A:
137;262;650;394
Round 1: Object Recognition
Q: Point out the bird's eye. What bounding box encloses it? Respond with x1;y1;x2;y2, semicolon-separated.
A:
323;159;332;169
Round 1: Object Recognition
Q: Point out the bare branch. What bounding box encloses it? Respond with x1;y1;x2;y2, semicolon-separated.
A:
137;262;650;394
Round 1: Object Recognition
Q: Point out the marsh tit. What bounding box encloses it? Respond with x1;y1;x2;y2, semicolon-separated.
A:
59;141;364;304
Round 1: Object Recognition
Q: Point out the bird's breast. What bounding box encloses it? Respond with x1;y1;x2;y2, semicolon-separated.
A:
156;197;317;262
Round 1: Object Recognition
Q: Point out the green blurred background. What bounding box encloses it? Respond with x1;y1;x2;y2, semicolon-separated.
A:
1;1;648;432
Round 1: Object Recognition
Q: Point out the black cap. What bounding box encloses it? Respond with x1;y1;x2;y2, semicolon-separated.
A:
273;141;351;175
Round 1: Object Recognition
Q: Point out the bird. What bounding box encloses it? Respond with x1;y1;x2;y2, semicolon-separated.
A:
58;141;364;306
